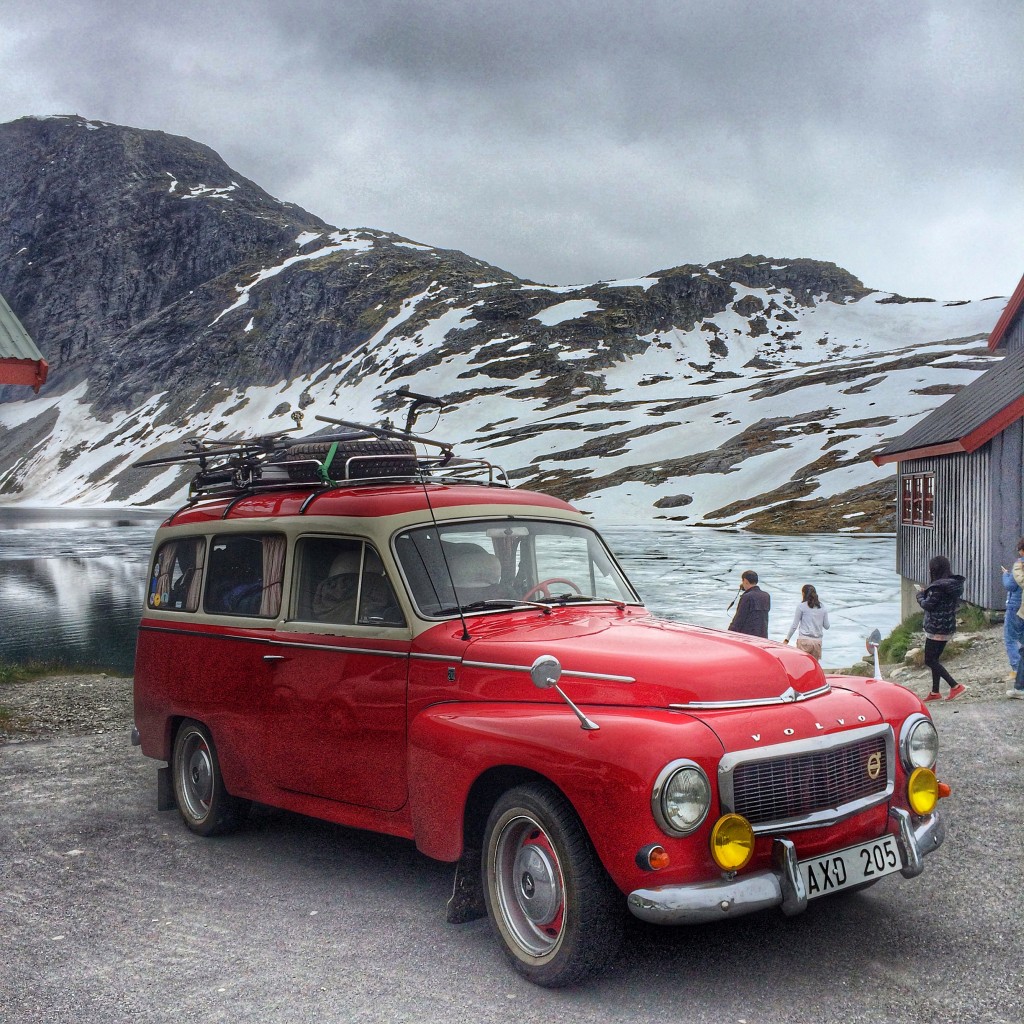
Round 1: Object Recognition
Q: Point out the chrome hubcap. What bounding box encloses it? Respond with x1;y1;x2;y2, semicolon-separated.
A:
179;733;213;819
514;842;560;926
493;815;565;957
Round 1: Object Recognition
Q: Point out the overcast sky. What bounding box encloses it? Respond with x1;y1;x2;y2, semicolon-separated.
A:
3;0;1022;300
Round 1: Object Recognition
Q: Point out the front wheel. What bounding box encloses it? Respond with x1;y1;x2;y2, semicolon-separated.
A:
171;720;250;836
482;784;623;987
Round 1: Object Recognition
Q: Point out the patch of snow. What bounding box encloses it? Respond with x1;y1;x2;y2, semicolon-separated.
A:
210;234;375;325
181;181;240;202
603;277;660;291
532;299;601;326
519;284;584;294
295;231;322;247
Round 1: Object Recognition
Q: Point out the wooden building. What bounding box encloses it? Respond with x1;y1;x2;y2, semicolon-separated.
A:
0;291;48;391
874;274;1024;617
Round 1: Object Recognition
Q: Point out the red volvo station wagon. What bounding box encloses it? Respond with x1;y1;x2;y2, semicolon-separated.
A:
132;405;947;987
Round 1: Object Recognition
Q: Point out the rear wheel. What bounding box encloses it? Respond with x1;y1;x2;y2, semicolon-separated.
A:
171;720;250;836
482;783;623;987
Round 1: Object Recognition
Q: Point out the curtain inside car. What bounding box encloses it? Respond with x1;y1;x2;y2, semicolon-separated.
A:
260;535;287;617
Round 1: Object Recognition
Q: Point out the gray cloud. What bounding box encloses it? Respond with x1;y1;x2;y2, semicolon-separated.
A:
3;0;1022;299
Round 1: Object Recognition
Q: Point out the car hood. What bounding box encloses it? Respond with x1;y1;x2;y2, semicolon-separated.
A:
458;607;826;706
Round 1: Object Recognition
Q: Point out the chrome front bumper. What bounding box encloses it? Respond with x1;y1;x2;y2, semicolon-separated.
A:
627;808;945;925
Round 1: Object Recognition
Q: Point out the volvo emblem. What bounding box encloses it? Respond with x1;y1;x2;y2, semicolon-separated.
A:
866;752;882;780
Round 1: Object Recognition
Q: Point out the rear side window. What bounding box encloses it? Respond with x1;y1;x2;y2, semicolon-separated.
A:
148;537;206;612
294;537;405;627
204;533;286;618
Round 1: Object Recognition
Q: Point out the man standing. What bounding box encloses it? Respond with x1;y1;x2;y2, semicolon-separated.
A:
728;570;770;638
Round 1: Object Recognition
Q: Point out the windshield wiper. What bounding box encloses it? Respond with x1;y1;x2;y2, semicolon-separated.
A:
539;594;628;609
435;599;552;615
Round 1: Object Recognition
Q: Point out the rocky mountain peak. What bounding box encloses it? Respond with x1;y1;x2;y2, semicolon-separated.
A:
0;117;1000;529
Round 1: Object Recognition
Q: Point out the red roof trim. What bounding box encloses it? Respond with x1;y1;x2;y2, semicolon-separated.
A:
988;272;1024;351
959;393;1024;452
0;357;48;392
873;392;1024;466
873;440;965;466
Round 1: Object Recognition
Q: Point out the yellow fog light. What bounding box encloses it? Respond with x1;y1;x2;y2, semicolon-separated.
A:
710;813;755;871
908;767;939;815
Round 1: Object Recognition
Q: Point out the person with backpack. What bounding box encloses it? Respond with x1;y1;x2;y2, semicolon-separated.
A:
916;555;967;702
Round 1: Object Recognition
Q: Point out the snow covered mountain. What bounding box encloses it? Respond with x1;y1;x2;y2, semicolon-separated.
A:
0;115;1004;529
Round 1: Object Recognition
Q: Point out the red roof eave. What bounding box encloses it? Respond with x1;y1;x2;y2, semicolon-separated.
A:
988;273;1024;351
0;357;48;392
873;392;1024;466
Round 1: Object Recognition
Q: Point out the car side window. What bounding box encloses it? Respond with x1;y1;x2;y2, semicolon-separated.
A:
148;537;206;612
204;533;286;618
295;536;405;627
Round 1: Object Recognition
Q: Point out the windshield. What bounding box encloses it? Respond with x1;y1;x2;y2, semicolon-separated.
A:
393;518;641;617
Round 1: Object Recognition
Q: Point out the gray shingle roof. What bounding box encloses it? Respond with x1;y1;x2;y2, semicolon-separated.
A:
875;348;1024;461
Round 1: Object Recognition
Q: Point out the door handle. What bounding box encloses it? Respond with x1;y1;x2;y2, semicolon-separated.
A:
263;654;287;662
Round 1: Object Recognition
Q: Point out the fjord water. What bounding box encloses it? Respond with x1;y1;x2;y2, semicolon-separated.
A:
0;508;163;675
0;510;899;675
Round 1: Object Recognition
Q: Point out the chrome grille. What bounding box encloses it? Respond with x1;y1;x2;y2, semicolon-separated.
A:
719;725;894;833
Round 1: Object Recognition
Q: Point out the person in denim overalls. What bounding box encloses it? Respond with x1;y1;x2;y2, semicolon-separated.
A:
1008;538;1024;699
1000;539;1024;675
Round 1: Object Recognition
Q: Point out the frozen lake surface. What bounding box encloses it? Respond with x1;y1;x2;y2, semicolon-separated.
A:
0;510;898;674
602;526;899;669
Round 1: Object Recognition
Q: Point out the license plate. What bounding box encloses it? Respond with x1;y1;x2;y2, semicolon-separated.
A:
799;834;902;899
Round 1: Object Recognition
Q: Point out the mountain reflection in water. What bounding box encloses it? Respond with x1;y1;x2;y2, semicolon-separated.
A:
0;510;899;675
0;508;163;675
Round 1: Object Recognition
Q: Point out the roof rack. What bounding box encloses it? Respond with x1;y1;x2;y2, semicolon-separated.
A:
134;388;511;502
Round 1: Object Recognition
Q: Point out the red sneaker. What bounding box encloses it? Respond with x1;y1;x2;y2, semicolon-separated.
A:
923;692;942;702
946;683;967;701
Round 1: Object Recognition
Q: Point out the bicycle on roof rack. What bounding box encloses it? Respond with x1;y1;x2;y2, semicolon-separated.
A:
134;387;510;500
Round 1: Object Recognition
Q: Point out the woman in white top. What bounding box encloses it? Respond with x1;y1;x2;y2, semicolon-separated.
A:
783;584;830;661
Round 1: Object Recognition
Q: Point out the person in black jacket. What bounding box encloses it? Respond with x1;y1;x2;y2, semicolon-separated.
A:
915;555;967;702
728;570;770;638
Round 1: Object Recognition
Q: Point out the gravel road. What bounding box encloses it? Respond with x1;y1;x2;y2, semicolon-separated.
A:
1;639;1023;1023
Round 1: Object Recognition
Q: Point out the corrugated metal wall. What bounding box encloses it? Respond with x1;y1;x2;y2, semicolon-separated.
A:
1002;316;1024;352
896;446;999;609
990;419;1024;587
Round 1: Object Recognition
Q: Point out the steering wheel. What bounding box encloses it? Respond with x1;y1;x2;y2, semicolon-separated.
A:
522;577;583;601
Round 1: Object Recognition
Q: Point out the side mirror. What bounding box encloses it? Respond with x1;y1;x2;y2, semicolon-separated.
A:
530;654;562;690
528;654;598;730
865;628;883;681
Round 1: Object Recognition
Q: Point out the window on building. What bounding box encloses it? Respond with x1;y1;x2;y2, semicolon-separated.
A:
900;473;934;527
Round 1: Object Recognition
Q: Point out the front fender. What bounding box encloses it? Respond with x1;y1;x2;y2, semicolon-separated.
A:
407;702;724;893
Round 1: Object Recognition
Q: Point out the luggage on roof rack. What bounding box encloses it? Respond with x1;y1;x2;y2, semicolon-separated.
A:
275;438;418;483
133;389;510;500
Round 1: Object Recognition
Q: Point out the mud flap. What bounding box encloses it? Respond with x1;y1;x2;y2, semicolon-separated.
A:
156;765;176;812
446;848;486;924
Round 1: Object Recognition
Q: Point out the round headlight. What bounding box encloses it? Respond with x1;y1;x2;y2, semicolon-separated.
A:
710;814;755;872
901;715;939;771
908;767;939;815
652;760;711;836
